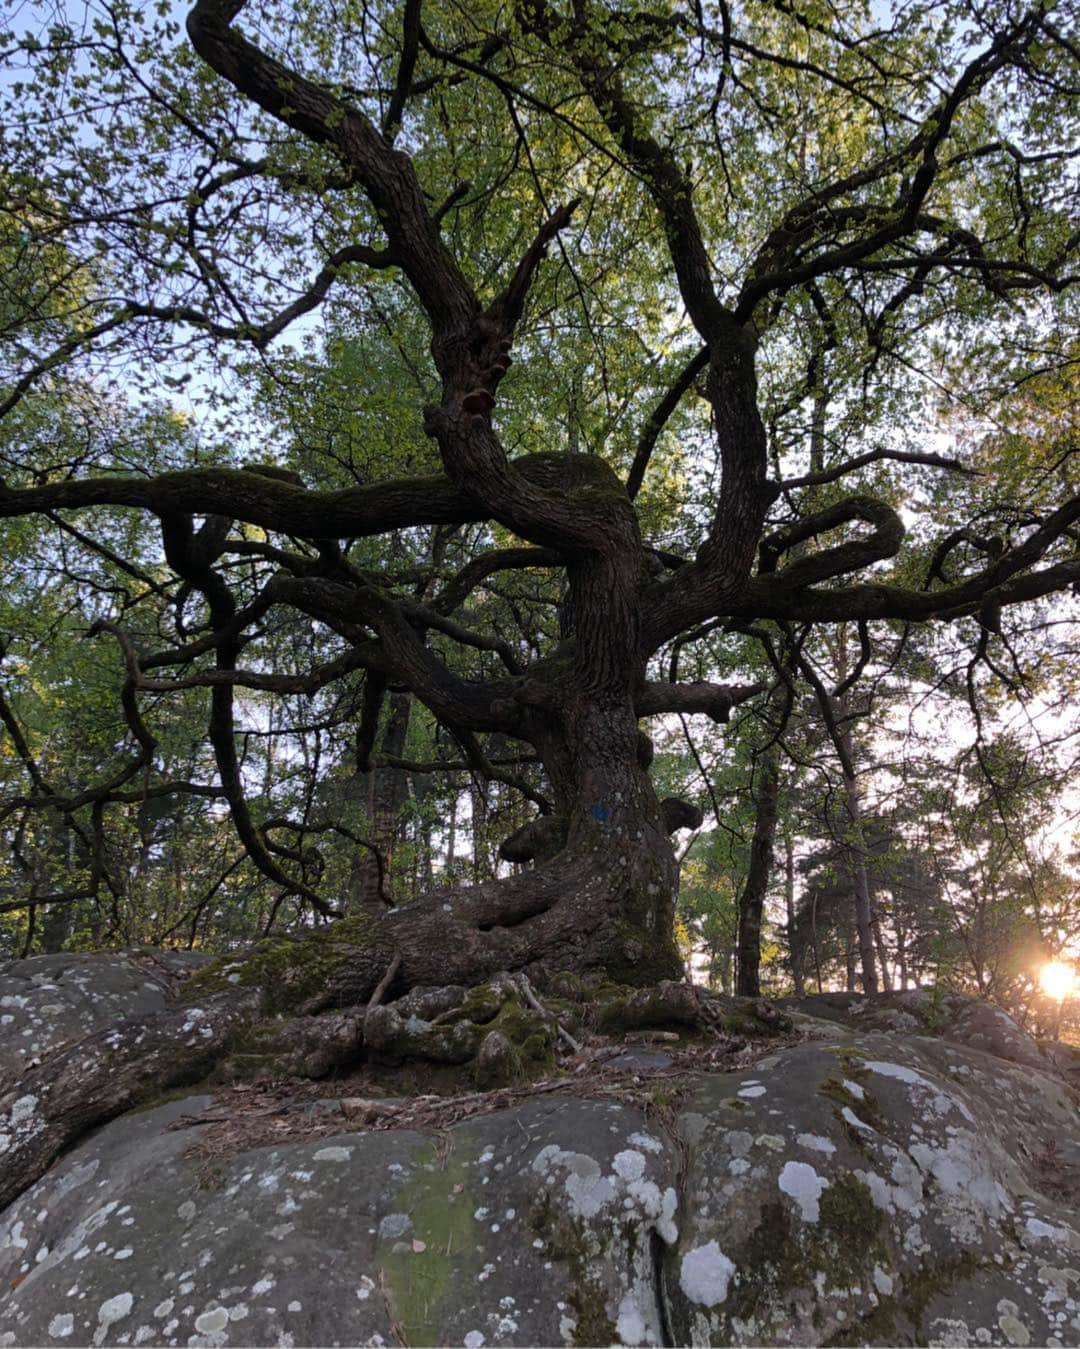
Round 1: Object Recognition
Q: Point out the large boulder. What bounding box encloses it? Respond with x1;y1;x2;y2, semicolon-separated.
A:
0;1093;680;1348
0;951;207;1067
4;954;1080;1346
786;988;1051;1072
668;1031;1080;1346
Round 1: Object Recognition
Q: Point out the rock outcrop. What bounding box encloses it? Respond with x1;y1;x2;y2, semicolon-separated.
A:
0;951;207;1068
3;955;1080;1347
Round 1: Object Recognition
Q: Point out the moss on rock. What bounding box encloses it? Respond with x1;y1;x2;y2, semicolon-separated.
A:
728;1176;886;1335
184;912;393;1015
530;1191;619;1347
380;1145;477;1344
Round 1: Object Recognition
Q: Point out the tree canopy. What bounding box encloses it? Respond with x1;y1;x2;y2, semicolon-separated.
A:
0;0;1077;995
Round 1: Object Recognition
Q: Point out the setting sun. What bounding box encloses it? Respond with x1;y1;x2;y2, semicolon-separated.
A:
1040;962;1077;1001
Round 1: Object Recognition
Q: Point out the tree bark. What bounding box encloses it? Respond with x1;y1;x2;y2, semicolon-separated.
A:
347;693;413;910
735;752;780;996
872;911;893;992
840;730;879;995
783;833;805;998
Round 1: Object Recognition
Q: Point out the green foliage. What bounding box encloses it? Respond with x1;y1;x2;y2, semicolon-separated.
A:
0;0;1076;990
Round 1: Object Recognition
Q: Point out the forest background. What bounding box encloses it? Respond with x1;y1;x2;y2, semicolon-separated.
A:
0;0;1077;1035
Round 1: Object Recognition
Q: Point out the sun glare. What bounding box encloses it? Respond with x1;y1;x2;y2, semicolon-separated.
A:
1040;961;1077;1001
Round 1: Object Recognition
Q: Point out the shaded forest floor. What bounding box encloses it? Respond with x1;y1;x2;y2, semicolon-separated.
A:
167;1024;801;1172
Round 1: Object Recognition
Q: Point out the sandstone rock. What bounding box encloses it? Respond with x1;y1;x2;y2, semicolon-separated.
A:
0;1094;679;1347
668;1031;1080;1346
4;953;1080;1346
0;950;207;1067
787;988;1051;1073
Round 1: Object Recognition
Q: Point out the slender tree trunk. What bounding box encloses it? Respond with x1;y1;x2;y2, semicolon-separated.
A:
847;831;878;994
348;693;413;910
872;912;892;991
445;787;458;879
471;777;488;883
735;752;780;996
783;833;804;997
845;900;858;992
835;671;878;994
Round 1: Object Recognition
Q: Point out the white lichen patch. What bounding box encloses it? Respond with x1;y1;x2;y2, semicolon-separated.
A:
313;1146;352;1162
10;1095;38;1126
93;1292;134;1347
737;1085;766;1099
47;1314;74;1339
613;1150;647;1183
996;1298;1031;1346
628;1132;663;1154
928;1316;973;1347
909;1134;1008;1233
615;1291;650;1345
872;1266;894;1296
864;1059;975;1123
841;1106;876;1133
856;1152;924;1217
565;1165;616;1218
194;1308;229;1335
865;1060;932;1088
725;1131;753;1157
626;1180;679;1244
778;1160;828;1222
1027;1217;1071;1244
796;1134;836;1156
680;1240;735;1307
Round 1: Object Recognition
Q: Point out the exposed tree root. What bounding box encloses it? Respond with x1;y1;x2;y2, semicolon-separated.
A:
0;937;791;1214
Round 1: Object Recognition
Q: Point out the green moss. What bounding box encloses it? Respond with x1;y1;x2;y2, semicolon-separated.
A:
601;919;683;987
818;1074;886;1147
215;1018;292;1080
184;913;386;1015
590;979;673;1032
719;1008;789;1039
438;983;503;1026
196;1164;225;1192
381;1144;477;1343
530;1191;618;1346
546;971;590;1000
468;1002;557;1086
729;1178;885;1333
567;1270;619;1347
130;1082;204;1114
817;1177;882;1280
726;1199;802;1323
824;1254;985;1347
